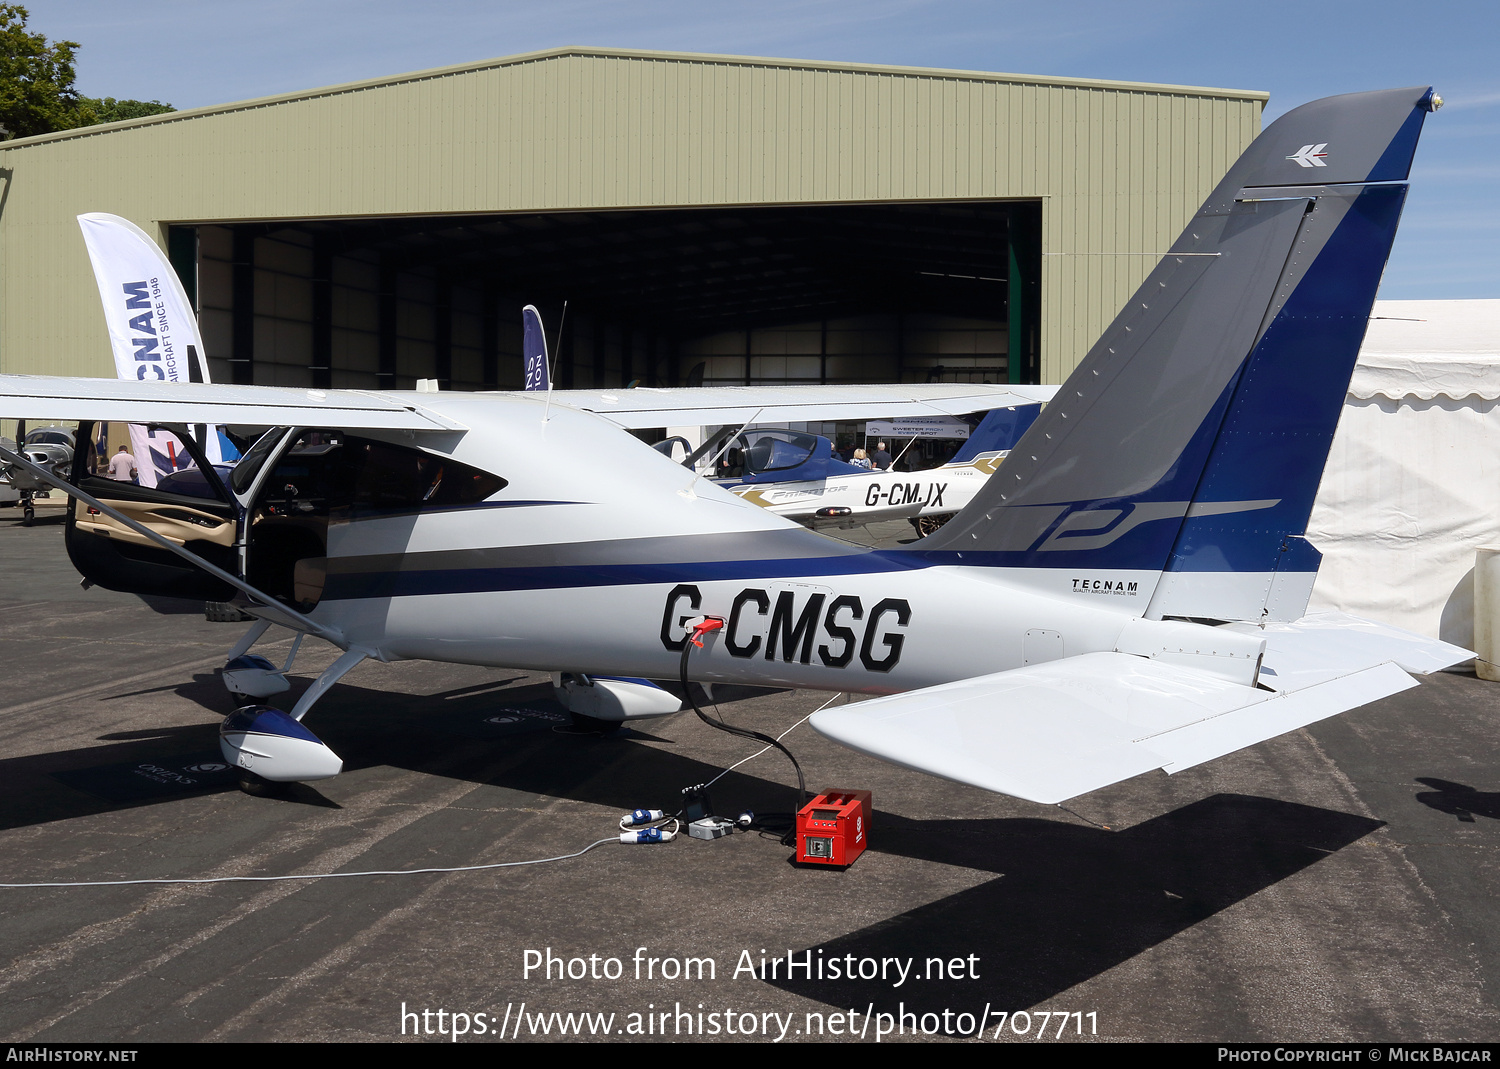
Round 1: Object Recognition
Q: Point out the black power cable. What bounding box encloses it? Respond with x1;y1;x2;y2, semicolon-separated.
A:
678;619;806;842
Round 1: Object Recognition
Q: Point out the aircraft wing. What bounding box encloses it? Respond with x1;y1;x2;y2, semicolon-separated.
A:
0;375;466;431
810;615;1470;804
0;376;1052;434
537;383;1058;429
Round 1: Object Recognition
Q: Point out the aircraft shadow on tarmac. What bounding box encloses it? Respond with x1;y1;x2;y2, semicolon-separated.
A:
2;671;797;830
761;796;1382;1016
296;678;1382;1016
3;671;1385;1010
1414;777;1500;823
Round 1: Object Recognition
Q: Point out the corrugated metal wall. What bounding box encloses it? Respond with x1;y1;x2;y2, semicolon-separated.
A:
0;47;1263;382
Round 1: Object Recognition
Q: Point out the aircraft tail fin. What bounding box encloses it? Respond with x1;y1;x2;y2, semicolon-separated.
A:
522;304;550;392
947;403;1043;464
915;87;1439;622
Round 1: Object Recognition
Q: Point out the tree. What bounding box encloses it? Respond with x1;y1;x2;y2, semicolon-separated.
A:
77;96;175;125
0;5;173;140
0;4;82;138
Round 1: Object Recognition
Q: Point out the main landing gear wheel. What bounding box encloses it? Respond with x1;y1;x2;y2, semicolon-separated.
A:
911;513;951;538
237;770;288;797
566;711;629;736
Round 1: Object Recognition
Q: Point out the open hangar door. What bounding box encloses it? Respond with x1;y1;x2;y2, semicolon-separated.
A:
176;200;1042;394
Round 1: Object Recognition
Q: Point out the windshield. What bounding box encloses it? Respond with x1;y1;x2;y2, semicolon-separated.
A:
230;428;290;494
740;431;818;475
25;430;72;447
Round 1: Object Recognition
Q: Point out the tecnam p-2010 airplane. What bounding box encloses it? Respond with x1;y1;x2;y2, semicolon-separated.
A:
702;401;1052;533
0;86;1465;805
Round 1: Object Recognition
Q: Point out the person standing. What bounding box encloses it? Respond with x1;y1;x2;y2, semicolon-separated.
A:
107;445;137;483
871;441;893;470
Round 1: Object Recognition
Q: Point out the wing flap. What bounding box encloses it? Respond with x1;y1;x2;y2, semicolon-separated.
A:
0;375;465;431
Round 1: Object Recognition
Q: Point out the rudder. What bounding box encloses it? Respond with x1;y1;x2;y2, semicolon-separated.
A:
913;86;1437;621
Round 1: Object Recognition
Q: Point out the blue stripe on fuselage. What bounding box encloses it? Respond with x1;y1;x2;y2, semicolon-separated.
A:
321;550;926;599
318;541;1196;601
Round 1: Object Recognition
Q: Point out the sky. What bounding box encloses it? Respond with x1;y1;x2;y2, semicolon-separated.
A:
30;0;1500;299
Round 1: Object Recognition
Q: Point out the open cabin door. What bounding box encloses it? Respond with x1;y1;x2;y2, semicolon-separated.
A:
67;423;509;610
245;429;345;612
66;421;241;601
242;430;508;611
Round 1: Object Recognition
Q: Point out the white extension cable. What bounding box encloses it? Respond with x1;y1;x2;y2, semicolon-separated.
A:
0;694;839;888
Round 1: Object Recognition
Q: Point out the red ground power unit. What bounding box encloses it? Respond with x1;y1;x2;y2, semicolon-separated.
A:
795;789;872;867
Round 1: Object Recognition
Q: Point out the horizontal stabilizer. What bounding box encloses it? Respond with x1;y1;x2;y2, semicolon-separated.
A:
811;615;1468;804
1222;611;1471;690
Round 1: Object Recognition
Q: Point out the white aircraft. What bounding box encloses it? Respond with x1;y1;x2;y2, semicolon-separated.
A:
0;86;1464;806
702;399;1052;533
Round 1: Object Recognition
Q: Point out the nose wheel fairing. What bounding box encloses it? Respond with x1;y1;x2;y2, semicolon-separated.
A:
219;706;343;783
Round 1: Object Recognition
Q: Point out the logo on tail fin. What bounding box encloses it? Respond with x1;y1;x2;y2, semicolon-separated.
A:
1286;143;1330;167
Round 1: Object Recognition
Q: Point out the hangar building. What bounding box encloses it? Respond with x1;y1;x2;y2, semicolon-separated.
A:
0;47;1265;392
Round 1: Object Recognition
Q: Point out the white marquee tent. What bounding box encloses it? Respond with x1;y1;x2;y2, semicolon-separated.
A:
1307;299;1500;647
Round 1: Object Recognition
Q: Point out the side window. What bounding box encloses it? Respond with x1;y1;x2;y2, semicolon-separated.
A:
344;436;506;519
26;431;74;447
